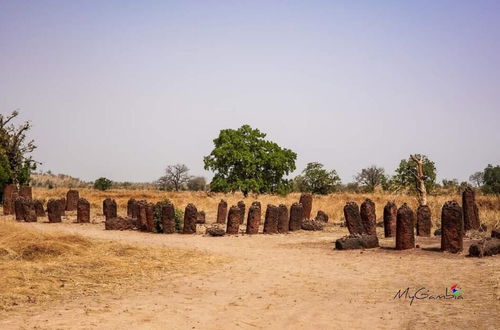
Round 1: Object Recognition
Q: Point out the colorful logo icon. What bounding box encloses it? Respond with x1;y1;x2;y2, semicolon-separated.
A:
450;284;462;296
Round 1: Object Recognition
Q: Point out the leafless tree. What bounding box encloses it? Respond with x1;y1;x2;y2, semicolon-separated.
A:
469;171;484;188
410;154;427;206
355;165;386;191
157;164;191;191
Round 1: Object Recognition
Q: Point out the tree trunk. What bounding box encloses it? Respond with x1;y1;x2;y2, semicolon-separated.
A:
410;155;427;206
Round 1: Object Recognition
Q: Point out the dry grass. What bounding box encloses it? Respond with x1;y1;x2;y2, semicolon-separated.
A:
33;187;500;229
0;223;226;311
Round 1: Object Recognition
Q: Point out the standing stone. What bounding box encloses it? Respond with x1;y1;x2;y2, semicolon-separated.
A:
183;204;197;234
360;199;377;235
277;204;289;234
263;204;279;234
47;199;62;223
22;200;37;222
441;201;464;253
58;198;66;216
136;201;147;231
77;198;90;223
65;190;79;211
299;193;313;220
14;197;25;221
226;206;241;234
216;199;228;224
396;204;415;250
289;203;304;231
383;201;397;238
343;202;363;235
416;205;432;237
145;203;155;232
462;187;480;231
34;200;45;217
2;184;17;215
237;201;246;224
103;198;117;220
127;198;138;219
315;210;328;223
196;211;206;224
19;186;32;200
246;203;261;234
161;202;176;234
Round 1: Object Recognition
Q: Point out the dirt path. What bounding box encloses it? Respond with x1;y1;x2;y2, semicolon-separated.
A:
1;221;499;329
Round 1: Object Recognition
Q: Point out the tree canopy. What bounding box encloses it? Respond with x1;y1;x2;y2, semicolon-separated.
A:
204;125;297;196
157;164;191;191
391;154;437;192
355;165;387;192
294;162;341;195
482;164;500;194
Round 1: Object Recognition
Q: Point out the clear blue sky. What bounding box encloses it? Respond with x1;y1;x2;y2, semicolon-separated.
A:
1;0;499;183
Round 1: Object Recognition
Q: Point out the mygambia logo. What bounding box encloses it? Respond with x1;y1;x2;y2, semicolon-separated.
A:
450;284;462;296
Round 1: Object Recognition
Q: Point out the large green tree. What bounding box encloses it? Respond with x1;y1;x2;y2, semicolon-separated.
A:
204;125;297;196
295;162;341;194
391;154;437;193
482;164;500;194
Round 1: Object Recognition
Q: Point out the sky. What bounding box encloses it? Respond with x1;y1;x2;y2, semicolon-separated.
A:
1;0;499;183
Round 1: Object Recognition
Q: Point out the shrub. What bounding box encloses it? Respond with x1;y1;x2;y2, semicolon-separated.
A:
93;177;112;191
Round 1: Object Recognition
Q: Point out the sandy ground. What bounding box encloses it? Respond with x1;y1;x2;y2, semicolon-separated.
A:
0;218;499;330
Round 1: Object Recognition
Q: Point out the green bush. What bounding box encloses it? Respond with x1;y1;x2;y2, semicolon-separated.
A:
152;199;184;233
93;177;112;191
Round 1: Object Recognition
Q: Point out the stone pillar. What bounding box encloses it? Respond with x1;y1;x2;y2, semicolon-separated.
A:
396;204;415;250
22;200;37;222
416;205;432;237
216;199;228;224
196;211;206;224
289;202;303;231
66;189;79;211
77;198;90;223
136;201;147;231
145;203;155;232
183;204;197;234
383;201;397;238
343;202;363;235
103;198;117;220
315;210;328;223
360;199;376;235
462;187;480;231
3;183;17;215
47;199;62;223
441;201;464;253
263;204;279;234
162;202;176;234
58;198;66;216
34;200;45;217
14;197;25;221
127;198;138;219
277;204;289;234
237;201;245;224
246;203;261;234
299;193;313;220
226;206;241;234
19;186;32;200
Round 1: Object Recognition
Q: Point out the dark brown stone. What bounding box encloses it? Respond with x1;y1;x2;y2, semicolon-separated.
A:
237;201;245;224
47;199;62;223
22;200;37;222
335;235;379;250
441;201;464;253
183;204;197;234
299;193;313;220
263;204;279;234
161;202;176;234
136;201;147;231
105;217;135;230
66;189;79;211
416;205;432;237
127;198;138;219
145;203;155;232
2;184;17;215
19;186;32;200
315;210;328;223
58;198;66;216
277;204;289;234
206;225;225;237
34;200;45;217
216;199;228;224
383;201;397;238
196;211;206;224
103;198;117;220
77;198;90;223
462;187;480;231
289;203;303;231
469;238;500;257
226;206;241;234
14;197;25;221
246;203;261;234
360;199;376;235
396;204;415;250
301;219;324;231
344;202;363;235
492;229;500;239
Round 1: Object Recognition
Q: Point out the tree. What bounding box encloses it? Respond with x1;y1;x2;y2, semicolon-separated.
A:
93;177;113;191
158;164;190;191
204;125;297;196
298;162;341;195
391;154;437;203
469;171;484;188
355;165;387;192
187;176;206;191
482;164;500;194
0;111;38;188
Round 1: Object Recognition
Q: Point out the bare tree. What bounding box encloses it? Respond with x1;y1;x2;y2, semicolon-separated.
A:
157;164;191;191
355;165;386;191
469;171;484;188
410;154;427;206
